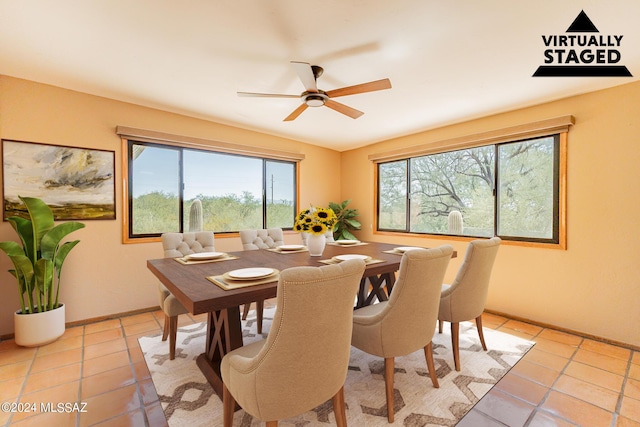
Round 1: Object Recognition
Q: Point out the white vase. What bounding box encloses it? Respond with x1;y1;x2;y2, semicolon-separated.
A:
306;233;326;256
14;304;66;347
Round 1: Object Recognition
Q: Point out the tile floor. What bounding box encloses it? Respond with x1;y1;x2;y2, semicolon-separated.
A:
0;306;638;427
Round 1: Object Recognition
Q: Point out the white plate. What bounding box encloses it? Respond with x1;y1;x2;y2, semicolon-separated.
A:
185;252;226;260
227;267;275;280
332;254;371;262
394;246;422;253
278;244;305;251
335;239;360;245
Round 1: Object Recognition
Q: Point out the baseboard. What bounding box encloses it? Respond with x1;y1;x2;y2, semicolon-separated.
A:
0;306;160;341
65;306;160;328
484;309;640;352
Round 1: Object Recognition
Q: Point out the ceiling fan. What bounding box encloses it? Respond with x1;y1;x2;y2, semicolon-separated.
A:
237;61;392;121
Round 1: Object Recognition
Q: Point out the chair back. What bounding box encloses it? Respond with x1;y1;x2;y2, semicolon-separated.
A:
352;246;453;357
386;246;454;355
161;232;215;257
223;259;365;421
441;237;501;321
239;228;284;250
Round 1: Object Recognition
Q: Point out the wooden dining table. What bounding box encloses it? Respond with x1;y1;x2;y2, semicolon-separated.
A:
146;241;456;401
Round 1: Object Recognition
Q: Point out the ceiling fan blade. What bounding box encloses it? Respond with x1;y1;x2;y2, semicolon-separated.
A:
237;91;299;98
291;61;318;93
325;78;392;98
283;103;308;121
324;99;364;119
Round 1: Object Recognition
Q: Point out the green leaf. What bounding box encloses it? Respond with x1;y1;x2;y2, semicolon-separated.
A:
345;218;361;228
6;253;36;312
0;241;25;257
7;217;34;258
53;240;81;276
20;196;55;259
41;222;85;259
342;229;358;240
35;258;54;309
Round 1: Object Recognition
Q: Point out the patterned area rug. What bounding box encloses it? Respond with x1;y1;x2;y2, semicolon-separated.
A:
139;307;534;426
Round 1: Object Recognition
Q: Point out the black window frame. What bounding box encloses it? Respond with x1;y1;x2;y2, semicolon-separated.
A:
126;139;298;239
376;134;561;244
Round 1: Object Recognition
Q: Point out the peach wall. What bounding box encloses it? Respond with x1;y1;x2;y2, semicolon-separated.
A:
341;80;640;347
0;76;341;336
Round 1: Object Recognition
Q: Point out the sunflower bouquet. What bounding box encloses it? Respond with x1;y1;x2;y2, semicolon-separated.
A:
293;205;337;236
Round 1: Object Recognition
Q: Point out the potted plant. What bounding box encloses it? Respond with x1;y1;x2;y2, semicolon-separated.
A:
0;196;85;346
328;199;361;241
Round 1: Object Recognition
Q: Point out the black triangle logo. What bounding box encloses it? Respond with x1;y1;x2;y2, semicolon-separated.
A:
567;10;599;32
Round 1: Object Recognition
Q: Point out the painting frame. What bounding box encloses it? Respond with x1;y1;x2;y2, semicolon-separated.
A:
2;139;116;220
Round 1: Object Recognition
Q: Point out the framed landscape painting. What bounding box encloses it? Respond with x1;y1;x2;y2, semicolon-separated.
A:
2;139;116;220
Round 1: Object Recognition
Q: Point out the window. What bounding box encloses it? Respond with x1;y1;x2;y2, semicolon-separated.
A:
126;140;297;239
377;134;563;245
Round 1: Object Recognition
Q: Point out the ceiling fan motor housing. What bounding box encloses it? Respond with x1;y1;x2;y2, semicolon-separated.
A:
302;91;327;107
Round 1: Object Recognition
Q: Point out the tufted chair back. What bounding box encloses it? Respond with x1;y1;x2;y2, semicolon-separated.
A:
221;259;365;425
162;232;215;258
239;228;284;250
157;231;214;360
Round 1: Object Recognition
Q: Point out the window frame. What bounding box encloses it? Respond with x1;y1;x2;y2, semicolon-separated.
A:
371;117;571;249
118;127;303;243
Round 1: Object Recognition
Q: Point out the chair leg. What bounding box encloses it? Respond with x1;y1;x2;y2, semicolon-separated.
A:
242;303;250;320
256;299;264;334
438;319;443;334
384;357;395;423
162;314;170;341
475;315;487;351
451;322;460;371
222;383;236;427
169;315;178;360
331;386;347;427
423;342;439;388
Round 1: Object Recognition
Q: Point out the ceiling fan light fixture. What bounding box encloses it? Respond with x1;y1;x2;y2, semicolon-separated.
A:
304;94;325;107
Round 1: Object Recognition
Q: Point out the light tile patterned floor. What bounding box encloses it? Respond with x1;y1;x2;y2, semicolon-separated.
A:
1;306;638;427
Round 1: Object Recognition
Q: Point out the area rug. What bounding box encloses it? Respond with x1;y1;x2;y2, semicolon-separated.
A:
139;307;534;426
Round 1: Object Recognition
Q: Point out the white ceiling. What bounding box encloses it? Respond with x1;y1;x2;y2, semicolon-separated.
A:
1;1;638;151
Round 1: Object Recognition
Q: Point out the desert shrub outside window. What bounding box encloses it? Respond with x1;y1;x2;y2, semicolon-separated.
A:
377;134;561;244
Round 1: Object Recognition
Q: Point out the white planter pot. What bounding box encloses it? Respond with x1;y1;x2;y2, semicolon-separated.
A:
14;304;66;347
307;233;327;256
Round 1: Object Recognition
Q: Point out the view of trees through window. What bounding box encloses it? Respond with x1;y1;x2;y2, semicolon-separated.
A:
378;135;559;242
128;142;296;237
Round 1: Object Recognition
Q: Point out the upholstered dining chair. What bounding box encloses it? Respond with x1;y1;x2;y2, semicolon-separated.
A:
240;228;285;250
159;231;215;360
221;259;366;427
438;237;501;371
351;246;453;423
238;228;285;333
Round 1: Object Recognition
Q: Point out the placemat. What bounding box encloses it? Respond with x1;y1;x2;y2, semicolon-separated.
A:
207;272;279;290
174;254;239;265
